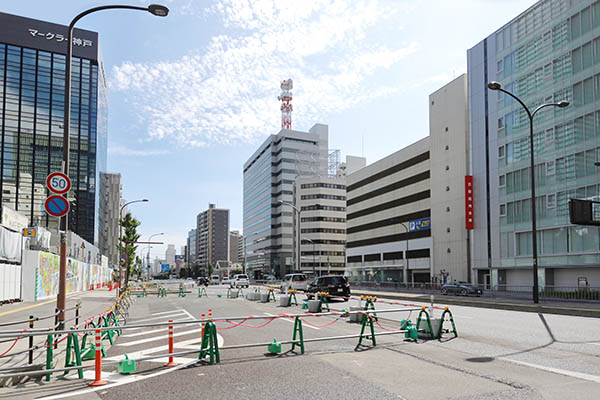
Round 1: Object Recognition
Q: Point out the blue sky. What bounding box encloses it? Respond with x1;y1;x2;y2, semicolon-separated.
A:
4;0;535;260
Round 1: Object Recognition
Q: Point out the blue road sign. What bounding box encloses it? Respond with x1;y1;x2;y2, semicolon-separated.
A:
44;195;69;217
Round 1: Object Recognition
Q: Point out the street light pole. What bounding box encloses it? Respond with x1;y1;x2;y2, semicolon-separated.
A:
119;199;148;293
147;232;164;280
57;3;168;328
279;200;301;273
303;237;316;275
487;81;569;304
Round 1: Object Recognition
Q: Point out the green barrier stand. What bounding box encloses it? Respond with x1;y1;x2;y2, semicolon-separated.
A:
318;294;330;312
226;288;233;298
437;307;458;338
401;319;419;341
415;307;434;339
143;288;147;297
267;289;276;303
198;321;220;365
198;287;208;297
287;291;298;306
178;287;186;297
110;311;121;336
64;330;84;379
117;355;136;374
291;317;305;354
357;312;376;347
237;288;244;297
101;316;115;345
363;297;378;321
45;333;53;381
267;338;281;354
301;301;308;310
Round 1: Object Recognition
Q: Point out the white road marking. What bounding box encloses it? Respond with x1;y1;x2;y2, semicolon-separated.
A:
120;318;193;337
499;357;600;383
264;312;320;330
127;312;185;322
151;309;186;316
116;328;204;347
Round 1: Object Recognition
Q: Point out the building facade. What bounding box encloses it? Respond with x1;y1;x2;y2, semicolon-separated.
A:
346;75;470;285
187;228;196;267
0;12;107;243
98;172;121;267
243;124;328;279
294;176;349;275
196;203;229;275
229;230;241;263
468;0;600;287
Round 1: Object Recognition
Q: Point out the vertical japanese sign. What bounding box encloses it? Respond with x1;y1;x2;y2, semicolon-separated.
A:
465;175;474;230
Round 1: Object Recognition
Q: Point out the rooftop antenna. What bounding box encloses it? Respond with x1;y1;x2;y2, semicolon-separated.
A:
278;79;293;130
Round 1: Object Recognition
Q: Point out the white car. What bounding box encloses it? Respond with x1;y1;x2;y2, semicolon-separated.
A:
230;274;249;288
280;273;308;292
210;275;220;285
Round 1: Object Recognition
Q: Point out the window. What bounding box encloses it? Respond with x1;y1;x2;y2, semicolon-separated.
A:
498;145;505;158
498;117;505;130
500;203;507;216
542;30;552;47
499;174;506;187
547;193;556;208
543;63;552;78
545;127;554;143
546;160;555;176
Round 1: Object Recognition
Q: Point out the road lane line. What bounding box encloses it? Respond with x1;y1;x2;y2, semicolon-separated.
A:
151;309;186;316
499;357;600;383
116;328;203;347
264;312;320;330
127;312;185;322
0;292;80;317
120;318;193;337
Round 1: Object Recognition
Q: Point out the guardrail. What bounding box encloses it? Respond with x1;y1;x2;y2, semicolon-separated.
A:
0;289;133;385
349;281;600;302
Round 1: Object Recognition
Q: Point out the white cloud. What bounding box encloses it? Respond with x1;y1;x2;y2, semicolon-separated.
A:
112;0;416;147
108;144;170;157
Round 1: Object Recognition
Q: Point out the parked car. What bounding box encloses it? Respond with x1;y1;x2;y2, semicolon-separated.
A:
221;277;230;285
280;273;308;292
230;274;249;288
197;277;209;286
210;275;220;285
306;275;351;301
441;282;482;296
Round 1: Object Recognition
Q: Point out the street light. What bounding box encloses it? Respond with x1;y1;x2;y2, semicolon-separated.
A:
147;232;164;280
119;199;148;293
279;200;301;273
56;4;168;329
302;237;317;275
487;81;569;303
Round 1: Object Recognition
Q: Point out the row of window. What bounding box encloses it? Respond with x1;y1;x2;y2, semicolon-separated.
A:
300;228;346;234
300;216;346;223
300;194;346;201
301;205;346;212
300;182;346;190
347;248;431;263
500;225;600;258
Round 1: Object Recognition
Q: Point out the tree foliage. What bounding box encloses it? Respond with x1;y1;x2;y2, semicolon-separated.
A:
119;212;141;286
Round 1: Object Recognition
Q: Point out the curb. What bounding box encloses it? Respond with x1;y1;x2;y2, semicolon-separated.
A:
352;290;600;318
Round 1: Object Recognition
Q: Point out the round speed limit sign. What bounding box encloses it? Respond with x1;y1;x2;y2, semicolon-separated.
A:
46;172;71;195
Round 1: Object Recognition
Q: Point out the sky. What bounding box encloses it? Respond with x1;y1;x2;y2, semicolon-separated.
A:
3;0;536;261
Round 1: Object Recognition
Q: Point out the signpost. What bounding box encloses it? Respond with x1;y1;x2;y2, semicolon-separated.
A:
46;172;71;195
45;172;71;330
44;195;70;218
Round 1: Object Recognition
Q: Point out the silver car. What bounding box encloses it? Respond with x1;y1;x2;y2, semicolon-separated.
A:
230;274;249;288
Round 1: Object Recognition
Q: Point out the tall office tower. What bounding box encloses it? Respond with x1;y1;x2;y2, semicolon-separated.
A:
98;172;121;267
229;230;241;263
187;228;196;267
0;12;107;243
196;204;230;275
468;0;600;288
165;244;176;265
243;123;328;279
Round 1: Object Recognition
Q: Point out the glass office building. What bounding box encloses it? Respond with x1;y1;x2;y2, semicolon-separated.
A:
0;12;107;243
468;0;600;287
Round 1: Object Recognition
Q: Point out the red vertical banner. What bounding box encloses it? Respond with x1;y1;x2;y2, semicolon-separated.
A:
465;175;474;230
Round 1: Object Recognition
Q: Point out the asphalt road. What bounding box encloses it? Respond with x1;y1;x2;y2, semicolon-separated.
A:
2;283;600;399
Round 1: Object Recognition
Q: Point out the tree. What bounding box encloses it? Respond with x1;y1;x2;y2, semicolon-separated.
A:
231;267;242;275
119;212;141;288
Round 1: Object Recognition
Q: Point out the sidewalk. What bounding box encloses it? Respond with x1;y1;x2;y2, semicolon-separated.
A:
351;288;600;318
0;287;121;385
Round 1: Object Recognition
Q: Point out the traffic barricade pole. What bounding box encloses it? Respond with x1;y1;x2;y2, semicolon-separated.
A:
88;329;107;386
164;319;178;367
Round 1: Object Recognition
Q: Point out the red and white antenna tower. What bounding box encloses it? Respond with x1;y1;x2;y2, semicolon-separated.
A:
278;79;293;130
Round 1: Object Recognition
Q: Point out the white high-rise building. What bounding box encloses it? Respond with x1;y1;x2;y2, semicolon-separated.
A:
243;124;329;279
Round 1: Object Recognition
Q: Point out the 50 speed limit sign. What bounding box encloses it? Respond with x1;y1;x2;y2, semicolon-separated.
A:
46;172;71;195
